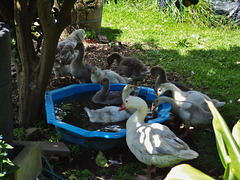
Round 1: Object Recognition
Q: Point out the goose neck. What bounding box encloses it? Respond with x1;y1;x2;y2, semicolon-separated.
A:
158;97;181;115
98;84;110;99
75;45;85;65
108;53;122;66
126;104;148;129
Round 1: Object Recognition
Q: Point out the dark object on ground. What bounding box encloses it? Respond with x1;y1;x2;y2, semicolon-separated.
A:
210;0;240;22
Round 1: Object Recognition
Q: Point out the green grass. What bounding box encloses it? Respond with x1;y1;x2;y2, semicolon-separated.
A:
100;0;240;178
102;0;240;123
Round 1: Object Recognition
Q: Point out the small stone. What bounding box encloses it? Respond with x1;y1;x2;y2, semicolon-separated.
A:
25;127;42;141
39;141;70;157
98;35;109;43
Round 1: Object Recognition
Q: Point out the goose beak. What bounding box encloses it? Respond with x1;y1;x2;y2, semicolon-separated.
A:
97;80;102;85
151;103;156;112
157;89;162;97
133;85;138;89
91;68;95;73
119;103;126;111
151;103;158;118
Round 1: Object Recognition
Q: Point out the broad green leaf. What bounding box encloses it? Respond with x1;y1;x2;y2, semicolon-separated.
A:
206;100;240;180
223;163;238;180
5;144;13;149
95;151;108;167
232;120;240;147
68;174;77;180
165;164;214;180
215;129;227;168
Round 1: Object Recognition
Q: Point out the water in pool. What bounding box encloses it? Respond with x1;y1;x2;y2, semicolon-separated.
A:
54;92;128;132
54;92;154;132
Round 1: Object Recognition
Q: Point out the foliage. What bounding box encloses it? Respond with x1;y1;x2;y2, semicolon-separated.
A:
85;29;97;39
44;129;63;142
165;164;214;180
69;144;81;157
114;163;144;180
207;100;240;180
232;120;240;147
0;135;18;178
67;169;91;180
13;128;25;141
95;151;108;167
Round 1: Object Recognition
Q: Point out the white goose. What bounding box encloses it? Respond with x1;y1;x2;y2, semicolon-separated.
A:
90;66;132;84
122;84;138;101
119;96;198;178
84;106;132;123
157;82;225;111
152;96;213;126
54;29;85;77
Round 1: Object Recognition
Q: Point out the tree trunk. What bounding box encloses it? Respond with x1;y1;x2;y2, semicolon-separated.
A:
14;0;39;127
13;0;76;127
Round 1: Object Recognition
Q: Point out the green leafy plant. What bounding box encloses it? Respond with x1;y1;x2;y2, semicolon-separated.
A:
207;100;240;180
165;164;214;180
177;38;190;48
13;128;25;141
96;151;108;167
165;101;240;180
68;169;91;180
44;129;63;142
0;135;18;178
85;29;97;39
69;144;81;157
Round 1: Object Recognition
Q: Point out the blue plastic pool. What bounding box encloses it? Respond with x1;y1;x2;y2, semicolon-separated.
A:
45;83;171;151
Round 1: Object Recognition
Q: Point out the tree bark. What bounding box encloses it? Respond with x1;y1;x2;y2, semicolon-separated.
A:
14;0;39;127
13;0;76;127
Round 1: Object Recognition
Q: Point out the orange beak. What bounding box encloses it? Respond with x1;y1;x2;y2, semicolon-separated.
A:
157;90;161;97
133;85;138;89
151;103;155;112
97;80;102;85
119;103;126;111
151;104;158;118
91;68;95;73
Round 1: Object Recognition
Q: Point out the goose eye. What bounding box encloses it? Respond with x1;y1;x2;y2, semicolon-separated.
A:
125;100;128;103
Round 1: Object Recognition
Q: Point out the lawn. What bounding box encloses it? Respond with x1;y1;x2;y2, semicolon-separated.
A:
101;0;240;124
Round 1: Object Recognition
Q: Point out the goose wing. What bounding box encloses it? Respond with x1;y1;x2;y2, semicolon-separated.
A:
136;124;190;156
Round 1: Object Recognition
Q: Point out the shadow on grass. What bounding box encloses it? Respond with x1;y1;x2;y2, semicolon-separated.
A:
100;27;123;41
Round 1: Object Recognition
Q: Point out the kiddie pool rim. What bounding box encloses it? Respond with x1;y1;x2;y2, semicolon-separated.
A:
45;83;171;145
